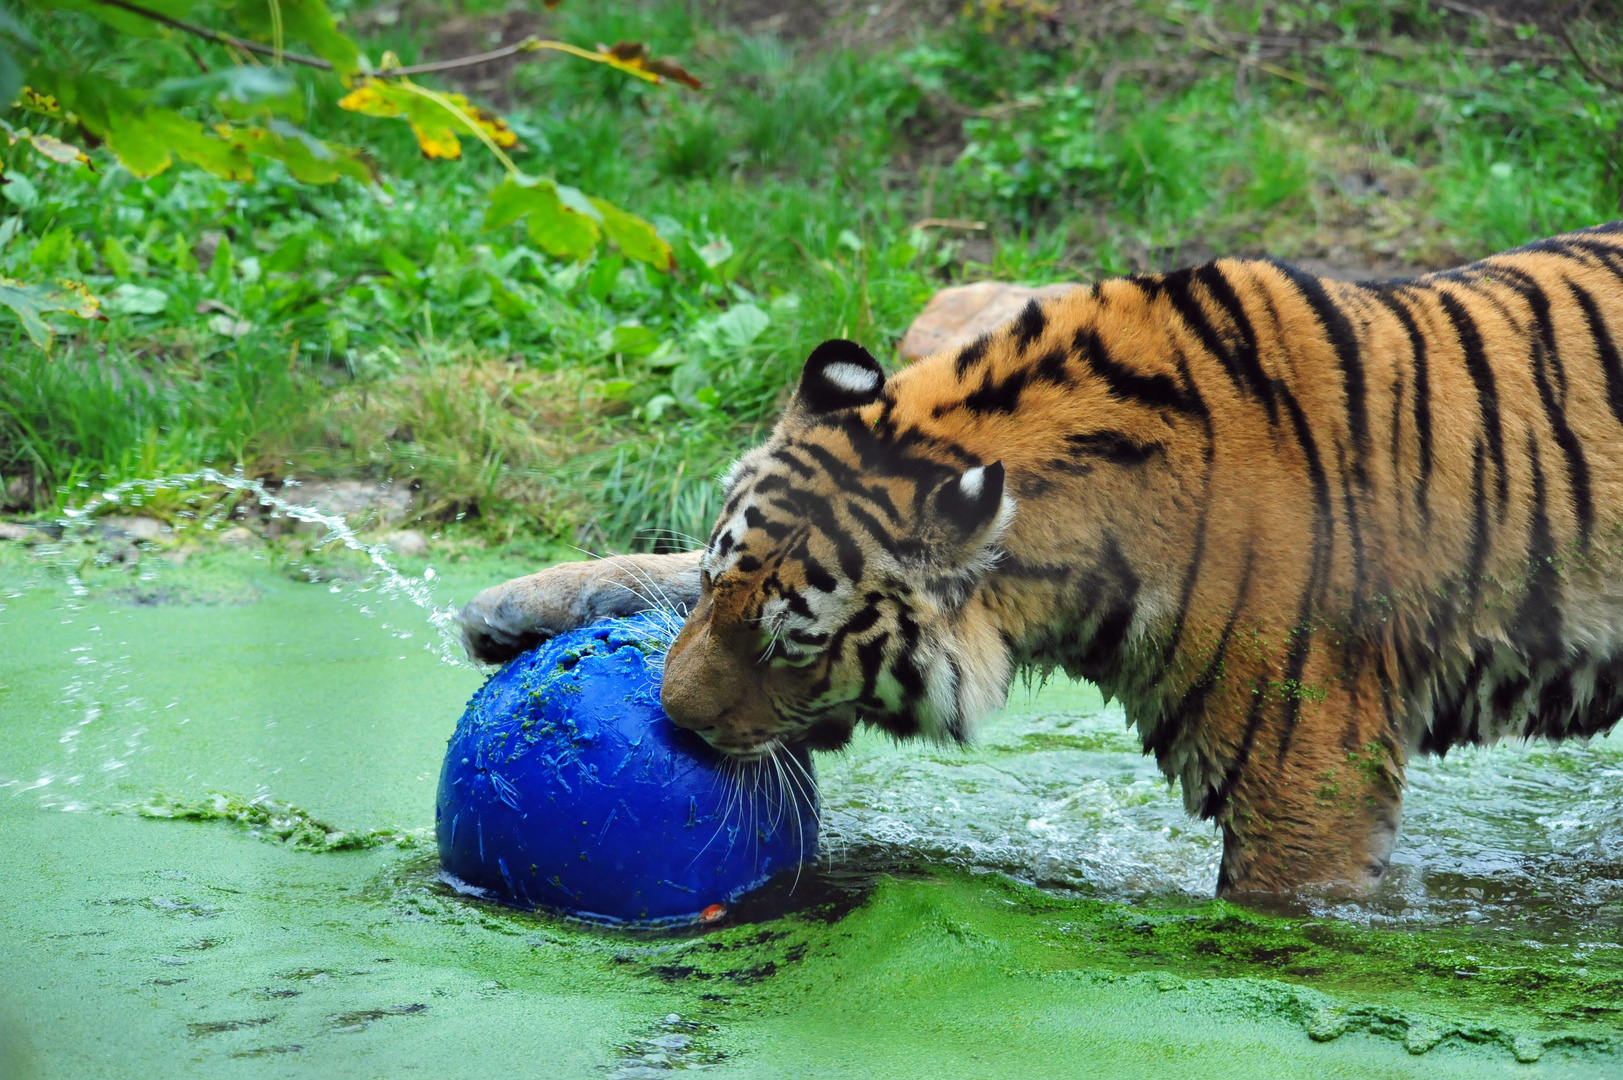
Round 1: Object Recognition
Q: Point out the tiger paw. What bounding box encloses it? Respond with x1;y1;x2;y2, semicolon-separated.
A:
458;553;703;665
458;572;576;665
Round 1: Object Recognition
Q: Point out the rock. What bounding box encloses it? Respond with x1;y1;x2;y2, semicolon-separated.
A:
0;521;34;543
162;546;197;566
99;515;165;542
1305;1007;1349;1042
1512;1035;1544;1063
194;230;225;272
276;479;412;530
385;529;430;559
1402;1023;1445;1055
218;526;256;546
897;281;1079;362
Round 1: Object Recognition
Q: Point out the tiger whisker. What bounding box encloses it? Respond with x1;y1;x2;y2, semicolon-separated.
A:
768;742;810;893
686;755;745;871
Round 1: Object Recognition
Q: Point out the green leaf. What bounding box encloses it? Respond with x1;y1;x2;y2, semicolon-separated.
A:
264;234;309;273
553;182;603;222
156;68;305;121
0;276;104;350
156;113;254;180
484;179;669;269
35;65;369;185
604;323;660;356
48;0;203;39
590;196;674;272
696;235;734;269
0;172;37;209
483;178;539;231
232;0;360;75
699;303;770;352
106;283;169;315
29;227;75;269
99;109;176;178
587;254;623;301
337;78;515;160
52;69;255;180
483;178;600;263
102;236;133;278
233;120;374;184
488;277;529;319
526;197;600;261
208;235;234;290
642;393;676;422
0;43;21;108
379;246;420;282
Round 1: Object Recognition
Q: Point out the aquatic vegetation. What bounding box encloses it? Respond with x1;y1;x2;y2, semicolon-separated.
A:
3;543;1621;1073
138;790;421;852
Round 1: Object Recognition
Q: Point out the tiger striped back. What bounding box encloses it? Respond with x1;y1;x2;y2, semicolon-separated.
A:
551;221;1623;894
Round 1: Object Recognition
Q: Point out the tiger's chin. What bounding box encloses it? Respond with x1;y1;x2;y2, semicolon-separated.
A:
697;717;857;759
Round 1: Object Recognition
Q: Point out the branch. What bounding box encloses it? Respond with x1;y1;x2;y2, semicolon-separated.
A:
1184;33;1337;96
91;0;333;69
390;38;549;77
85;0;639;80
1558;16;1623;93
1433;0;1524;32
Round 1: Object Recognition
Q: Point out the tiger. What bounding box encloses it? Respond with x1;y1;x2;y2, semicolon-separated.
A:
460;221;1623;897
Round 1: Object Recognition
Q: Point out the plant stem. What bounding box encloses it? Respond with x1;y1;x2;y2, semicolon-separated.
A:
86;0;665;81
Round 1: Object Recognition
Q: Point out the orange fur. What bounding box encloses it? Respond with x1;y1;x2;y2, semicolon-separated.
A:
465;222;1623;895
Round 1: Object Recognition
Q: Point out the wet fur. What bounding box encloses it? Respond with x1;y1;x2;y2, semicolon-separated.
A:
464;222;1623;895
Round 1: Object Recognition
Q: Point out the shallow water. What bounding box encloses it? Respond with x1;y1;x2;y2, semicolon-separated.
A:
2;540;1621;1077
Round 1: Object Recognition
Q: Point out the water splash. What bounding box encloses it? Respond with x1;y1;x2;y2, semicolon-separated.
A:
37;466;467;666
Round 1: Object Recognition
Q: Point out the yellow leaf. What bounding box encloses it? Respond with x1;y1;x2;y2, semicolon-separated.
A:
0;118;91;170
16;87;62;116
0;275;104;350
51;277;102;320
595;41;702;89
334;82;395;118
338;78;516;163
28;132;93;170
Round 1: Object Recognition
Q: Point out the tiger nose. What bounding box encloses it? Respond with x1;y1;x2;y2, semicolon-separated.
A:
659;621;737;731
661;677;723;731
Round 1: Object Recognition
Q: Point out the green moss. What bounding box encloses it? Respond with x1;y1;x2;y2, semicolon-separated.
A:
608;871;1622;1067
138;791;422;852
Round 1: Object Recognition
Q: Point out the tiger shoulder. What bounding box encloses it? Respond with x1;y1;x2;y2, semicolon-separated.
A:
462;221;1623;896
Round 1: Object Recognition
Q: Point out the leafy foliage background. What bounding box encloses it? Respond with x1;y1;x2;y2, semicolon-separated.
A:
1;0;1621;554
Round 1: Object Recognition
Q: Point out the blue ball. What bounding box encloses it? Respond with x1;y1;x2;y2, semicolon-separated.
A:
436;613;819;924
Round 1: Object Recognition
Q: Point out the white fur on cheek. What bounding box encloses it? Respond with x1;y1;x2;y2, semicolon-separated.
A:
708;511;752;574
823;361;880;395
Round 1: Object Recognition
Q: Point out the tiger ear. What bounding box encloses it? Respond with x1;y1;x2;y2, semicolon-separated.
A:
793;339;885;415
930;462;1011;546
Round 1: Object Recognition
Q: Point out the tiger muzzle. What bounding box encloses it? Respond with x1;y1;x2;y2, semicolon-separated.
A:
660;618;777;753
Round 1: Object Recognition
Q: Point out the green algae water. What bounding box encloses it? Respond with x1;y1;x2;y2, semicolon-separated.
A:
2;539;1622;1078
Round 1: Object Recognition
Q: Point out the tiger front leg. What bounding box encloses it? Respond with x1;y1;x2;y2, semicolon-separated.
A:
1200;657;1407;897
458;551;703;664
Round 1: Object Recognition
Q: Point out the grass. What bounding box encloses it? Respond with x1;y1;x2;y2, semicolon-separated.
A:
3;0;1622;551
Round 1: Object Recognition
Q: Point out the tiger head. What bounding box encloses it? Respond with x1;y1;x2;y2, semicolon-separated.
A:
660;339;1017;758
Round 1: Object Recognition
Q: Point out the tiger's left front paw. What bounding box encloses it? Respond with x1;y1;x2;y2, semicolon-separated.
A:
458;581;558;665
